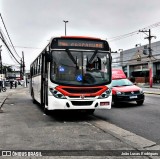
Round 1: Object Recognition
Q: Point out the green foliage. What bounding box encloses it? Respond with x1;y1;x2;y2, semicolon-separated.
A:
2;65;13;72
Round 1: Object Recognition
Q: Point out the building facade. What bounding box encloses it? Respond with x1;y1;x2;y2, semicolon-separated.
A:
120;41;160;83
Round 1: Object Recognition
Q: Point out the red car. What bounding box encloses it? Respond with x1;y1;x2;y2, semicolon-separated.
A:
112;69;145;105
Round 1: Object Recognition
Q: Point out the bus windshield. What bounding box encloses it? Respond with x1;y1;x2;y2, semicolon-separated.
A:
50;50;111;86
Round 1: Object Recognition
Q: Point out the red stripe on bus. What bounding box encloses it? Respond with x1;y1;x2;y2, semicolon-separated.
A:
55;86;107;96
61;36;101;40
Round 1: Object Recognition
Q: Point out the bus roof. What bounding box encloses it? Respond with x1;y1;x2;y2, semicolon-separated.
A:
60;36;101;40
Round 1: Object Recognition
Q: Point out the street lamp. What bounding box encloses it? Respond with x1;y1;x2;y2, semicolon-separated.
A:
135;43;141;47
63;20;68;36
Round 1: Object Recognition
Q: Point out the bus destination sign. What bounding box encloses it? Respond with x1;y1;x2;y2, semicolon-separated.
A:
57;39;104;49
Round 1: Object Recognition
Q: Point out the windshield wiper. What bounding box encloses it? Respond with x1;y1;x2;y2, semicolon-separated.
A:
66;49;77;65
88;50;98;64
121;84;133;86
112;85;121;87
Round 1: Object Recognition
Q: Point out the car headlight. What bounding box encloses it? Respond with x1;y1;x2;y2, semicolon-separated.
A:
116;91;124;95
49;88;66;99
98;88;111;99
139;88;144;94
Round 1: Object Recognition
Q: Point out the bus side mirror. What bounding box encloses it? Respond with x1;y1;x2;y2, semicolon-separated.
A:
46;53;52;62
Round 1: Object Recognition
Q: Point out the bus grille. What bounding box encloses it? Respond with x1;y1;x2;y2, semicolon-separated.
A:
71;101;93;106
68;96;96;98
63;88;101;94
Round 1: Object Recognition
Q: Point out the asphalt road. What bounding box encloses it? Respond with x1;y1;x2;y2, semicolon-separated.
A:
94;93;160;144
1;87;159;159
0;88;134;152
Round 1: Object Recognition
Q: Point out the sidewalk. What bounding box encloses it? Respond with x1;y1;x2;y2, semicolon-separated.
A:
0;86;25;112
137;83;160;95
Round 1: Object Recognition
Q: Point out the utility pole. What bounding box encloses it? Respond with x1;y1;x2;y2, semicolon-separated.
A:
22;51;26;87
22;51;25;75
118;49;123;67
0;45;2;80
0;45;3;112
139;29;156;88
20;58;23;80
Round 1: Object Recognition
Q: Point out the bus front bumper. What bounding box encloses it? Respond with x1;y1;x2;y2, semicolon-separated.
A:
47;95;112;110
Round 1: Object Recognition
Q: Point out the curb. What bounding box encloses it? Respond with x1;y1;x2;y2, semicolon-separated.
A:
0;97;7;113
144;91;160;95
89;116;160;158
0;97;7;108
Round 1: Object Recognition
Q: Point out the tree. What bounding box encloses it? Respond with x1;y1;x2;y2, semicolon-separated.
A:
2;65;13;74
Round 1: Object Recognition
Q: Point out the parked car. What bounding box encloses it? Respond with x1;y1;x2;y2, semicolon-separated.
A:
111;69;145;105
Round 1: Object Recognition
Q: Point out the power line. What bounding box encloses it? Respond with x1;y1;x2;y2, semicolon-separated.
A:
13;45;41;49
0;31;21;65
108;21;160;42
0;29;21;63
0;13;21;59
1;44;42;50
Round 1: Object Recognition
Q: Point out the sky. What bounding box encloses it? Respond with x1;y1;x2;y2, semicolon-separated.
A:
0;0;160;70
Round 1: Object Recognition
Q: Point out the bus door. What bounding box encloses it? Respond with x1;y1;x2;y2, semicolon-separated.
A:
41;52;48;107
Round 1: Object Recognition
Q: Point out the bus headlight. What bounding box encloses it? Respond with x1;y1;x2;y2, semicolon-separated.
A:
49;88;66;99
98;88;111;99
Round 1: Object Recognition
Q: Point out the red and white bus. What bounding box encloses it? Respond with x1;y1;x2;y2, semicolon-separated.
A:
30;36;112;114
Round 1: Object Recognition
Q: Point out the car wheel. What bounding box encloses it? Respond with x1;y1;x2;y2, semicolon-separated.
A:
114;101;119;106
136;100;144;105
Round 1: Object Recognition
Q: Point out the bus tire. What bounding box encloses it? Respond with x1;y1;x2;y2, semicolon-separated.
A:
31;89;36;104
44;107;50;115
114;101;118;106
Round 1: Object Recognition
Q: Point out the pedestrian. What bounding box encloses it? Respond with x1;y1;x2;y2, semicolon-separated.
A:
10;81;13;89
0;80;2;92
15;80;17;88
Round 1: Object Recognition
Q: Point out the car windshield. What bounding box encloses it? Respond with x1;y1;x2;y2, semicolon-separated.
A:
112;79;133;87
50;50;111;86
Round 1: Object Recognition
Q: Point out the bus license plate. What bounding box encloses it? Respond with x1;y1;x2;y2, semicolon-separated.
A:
130;96;137;99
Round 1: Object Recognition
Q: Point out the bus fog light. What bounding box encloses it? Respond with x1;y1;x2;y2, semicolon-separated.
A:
66;102;70;108
95;103;98;107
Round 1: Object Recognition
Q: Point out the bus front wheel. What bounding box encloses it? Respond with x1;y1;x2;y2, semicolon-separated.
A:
44;107;50;115
31;90;36;104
